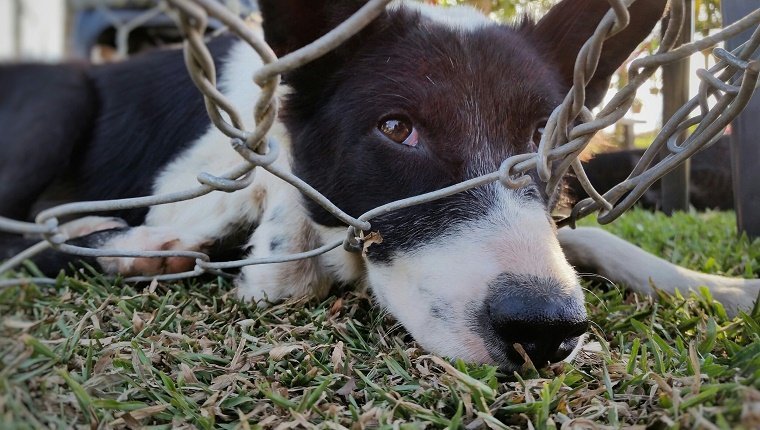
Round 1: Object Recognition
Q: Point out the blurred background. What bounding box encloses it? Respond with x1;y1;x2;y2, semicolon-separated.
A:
0;0;66;61
0;0;257;62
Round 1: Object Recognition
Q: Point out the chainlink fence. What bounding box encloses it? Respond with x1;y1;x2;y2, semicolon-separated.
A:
1;0;759;287
68;0;257;60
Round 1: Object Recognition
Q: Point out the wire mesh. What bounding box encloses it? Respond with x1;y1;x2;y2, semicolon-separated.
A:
1;0;759;287
68;0;256;60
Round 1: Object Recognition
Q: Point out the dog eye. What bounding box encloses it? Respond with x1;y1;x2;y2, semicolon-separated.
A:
378;116;418;147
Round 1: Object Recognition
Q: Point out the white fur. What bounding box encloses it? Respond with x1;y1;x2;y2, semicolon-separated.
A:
97;226;207;275
115;37;361;303
314;225;366;284
94;1;759;369
366;185;582;364
146;39;279;238
95;17;584;366
98;38;297;285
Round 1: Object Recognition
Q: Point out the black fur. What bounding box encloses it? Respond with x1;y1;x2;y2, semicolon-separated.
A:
567;138;733;211
0;36;235;225
0;0;672;368
276;8;564;264
268;2;666;262
0;37;235;273
0;64;97;221
0;228;123;274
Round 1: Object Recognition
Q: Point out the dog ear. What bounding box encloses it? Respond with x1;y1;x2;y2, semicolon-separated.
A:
259;0;379;119
532;0;667;108
259;0;370;58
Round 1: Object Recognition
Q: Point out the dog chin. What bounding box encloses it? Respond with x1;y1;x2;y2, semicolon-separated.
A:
404;328;587;372
418;328;496;365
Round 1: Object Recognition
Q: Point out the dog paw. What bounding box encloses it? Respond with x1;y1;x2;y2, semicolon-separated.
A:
96;227;207;276
710;280;760;317
59;216;129;239
234;258;333;307
234;267;289;307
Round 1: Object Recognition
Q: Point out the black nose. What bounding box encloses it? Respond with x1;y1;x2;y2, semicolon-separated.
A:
486;274;589;367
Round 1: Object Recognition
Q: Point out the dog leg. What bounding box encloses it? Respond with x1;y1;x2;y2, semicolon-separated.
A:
235;186;364;305
88;175;268;276
0;65;97;220
57;216;129;238
1;216;129;275
83;104;276;275
558;226;760;316
92;226;211;275
0;218;206;278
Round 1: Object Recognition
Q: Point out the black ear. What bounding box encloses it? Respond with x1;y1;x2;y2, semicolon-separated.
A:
259;0;369;58
532;0;667;107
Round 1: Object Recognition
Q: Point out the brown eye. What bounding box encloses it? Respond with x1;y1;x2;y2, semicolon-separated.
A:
378;116;418;146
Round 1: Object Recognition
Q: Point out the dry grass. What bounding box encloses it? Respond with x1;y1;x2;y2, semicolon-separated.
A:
1;209;759;429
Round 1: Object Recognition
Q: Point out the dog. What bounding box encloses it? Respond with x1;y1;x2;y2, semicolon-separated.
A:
1;0;758;371
568;137;734;211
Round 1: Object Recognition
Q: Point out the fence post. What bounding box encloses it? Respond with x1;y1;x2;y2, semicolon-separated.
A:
659;0;692;214
723;0;760;239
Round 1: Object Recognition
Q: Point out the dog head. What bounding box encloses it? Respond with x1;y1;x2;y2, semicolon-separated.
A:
259;0;665;370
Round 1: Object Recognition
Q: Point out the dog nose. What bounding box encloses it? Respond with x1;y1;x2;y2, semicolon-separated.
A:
487;274;589;367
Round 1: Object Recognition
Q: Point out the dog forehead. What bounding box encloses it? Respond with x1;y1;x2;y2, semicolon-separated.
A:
338;7;562;121
285;4;563;229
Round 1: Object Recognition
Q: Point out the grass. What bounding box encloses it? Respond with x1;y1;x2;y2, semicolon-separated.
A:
1;209;759;429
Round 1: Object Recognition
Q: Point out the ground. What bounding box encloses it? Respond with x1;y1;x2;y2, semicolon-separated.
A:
1;209;759;429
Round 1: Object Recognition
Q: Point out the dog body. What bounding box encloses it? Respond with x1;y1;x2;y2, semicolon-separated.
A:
567;141;734;211
1;0;758;370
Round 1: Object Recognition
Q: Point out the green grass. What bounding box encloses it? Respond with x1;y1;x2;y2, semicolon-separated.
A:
1;209;759;429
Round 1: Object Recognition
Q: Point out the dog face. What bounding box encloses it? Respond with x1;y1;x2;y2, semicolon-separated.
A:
260;0;665;369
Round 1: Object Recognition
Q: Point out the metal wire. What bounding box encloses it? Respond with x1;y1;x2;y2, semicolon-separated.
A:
1;0;759;286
